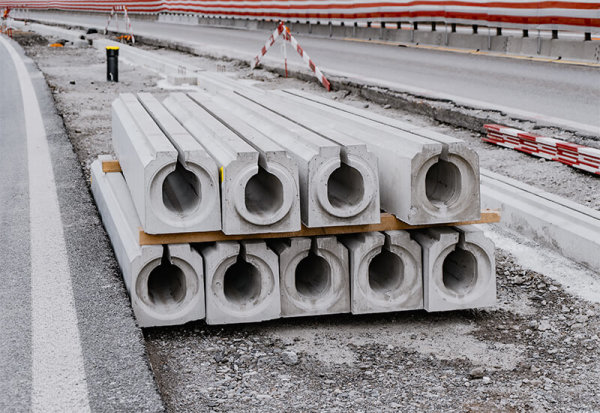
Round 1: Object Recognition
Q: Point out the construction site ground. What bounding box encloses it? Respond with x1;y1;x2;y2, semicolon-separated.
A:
12;30;600;412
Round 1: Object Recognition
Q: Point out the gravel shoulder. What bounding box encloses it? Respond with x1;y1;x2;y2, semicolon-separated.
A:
13;29;600;412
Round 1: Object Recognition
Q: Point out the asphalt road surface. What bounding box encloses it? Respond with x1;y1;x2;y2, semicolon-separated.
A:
17;11;600;131
0;36;164;412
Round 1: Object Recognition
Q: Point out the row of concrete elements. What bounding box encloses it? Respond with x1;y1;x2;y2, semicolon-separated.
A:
112;88;480;235
91;158;495;327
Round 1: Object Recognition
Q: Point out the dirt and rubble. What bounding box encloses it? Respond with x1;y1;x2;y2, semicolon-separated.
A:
12;29;600;412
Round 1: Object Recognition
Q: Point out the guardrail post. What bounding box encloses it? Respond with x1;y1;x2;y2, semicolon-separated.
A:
522;29;529;37
585;32;591;41
552;29;558;39
472;24;478;34
431;22;436;32
451;23;456;32
496;27;502;36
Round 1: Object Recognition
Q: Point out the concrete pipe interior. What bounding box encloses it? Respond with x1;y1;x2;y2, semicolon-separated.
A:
327;162;365;208
425;159;461;206
162;162;201;215
442;249;477;294
223;257;262;305
368;249;404;294
244;166;284;217
295;252;331;298
147;261;187;309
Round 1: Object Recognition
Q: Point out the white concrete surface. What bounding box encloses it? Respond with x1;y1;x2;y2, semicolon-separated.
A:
481;168;600;273
342;231;422;314
187;90;301;232
200;241;281;325
237;88;381;226
270;236;350;317
91;158;206;327
208;89;380;227
112;93;221;234
412;226;496;312
137;92;221;231
281;89;481;224
163;92;301;234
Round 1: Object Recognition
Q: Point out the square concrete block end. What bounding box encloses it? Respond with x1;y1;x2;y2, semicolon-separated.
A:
342;231;423;314
413;226;496;312
132;244;206;328
90;158;206;328
271;236;350;318
201;241;281;325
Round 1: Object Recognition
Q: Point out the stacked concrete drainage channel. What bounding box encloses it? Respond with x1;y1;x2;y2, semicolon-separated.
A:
91;86;496;327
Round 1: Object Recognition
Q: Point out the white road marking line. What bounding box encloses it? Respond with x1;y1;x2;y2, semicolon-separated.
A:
0;36;91;413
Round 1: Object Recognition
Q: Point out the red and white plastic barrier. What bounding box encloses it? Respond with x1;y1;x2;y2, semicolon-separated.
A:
483;124;600;175
104;5;135;43
252;21;331;91
0;1;598;32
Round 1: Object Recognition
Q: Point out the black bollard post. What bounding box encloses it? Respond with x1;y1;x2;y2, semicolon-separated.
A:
106;46;119;82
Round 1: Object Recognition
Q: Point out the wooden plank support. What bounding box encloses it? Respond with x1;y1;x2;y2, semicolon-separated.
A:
102;159;122;173
139;210;501;245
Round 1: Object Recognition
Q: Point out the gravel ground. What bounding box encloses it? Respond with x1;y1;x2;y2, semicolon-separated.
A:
13;29;600;412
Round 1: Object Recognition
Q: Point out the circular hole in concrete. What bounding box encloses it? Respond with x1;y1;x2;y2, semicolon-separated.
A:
245;166;284;217
327;163;365;208
223;258;262;305
147;262;186;309
368;249;404;293
442;249;477;294
425;160;461;206
295;252;331;297
163;163;201;215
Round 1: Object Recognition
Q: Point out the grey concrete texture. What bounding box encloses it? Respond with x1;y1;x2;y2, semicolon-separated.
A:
163;92;302;234
270;236;350;317
412;225;496;312
187;90;302;231
91;158;206;327
481;169;600;273
219;88;381;228
112;93;221;234
283;89;481;225
341;231;423;314
199;240;281;325
256;88;480;224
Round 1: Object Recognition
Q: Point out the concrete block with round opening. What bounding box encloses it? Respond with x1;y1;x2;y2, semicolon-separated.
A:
270;236;350;317
279;89;481;224
90;158;205;327
342;230;422;314
412;226;495;312
210;89;380;228
163;92;301;235
112;93;221;234
200;241;280;324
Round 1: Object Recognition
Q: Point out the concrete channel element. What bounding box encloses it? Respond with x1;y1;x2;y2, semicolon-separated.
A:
481;169;600;273
112;93;221;234
412;226;496;312
269;237;350;317
90;157;206;327
341;231;423;314
199;241;281;324
278;89;481;225
163;92;301;235
202;89;380;228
